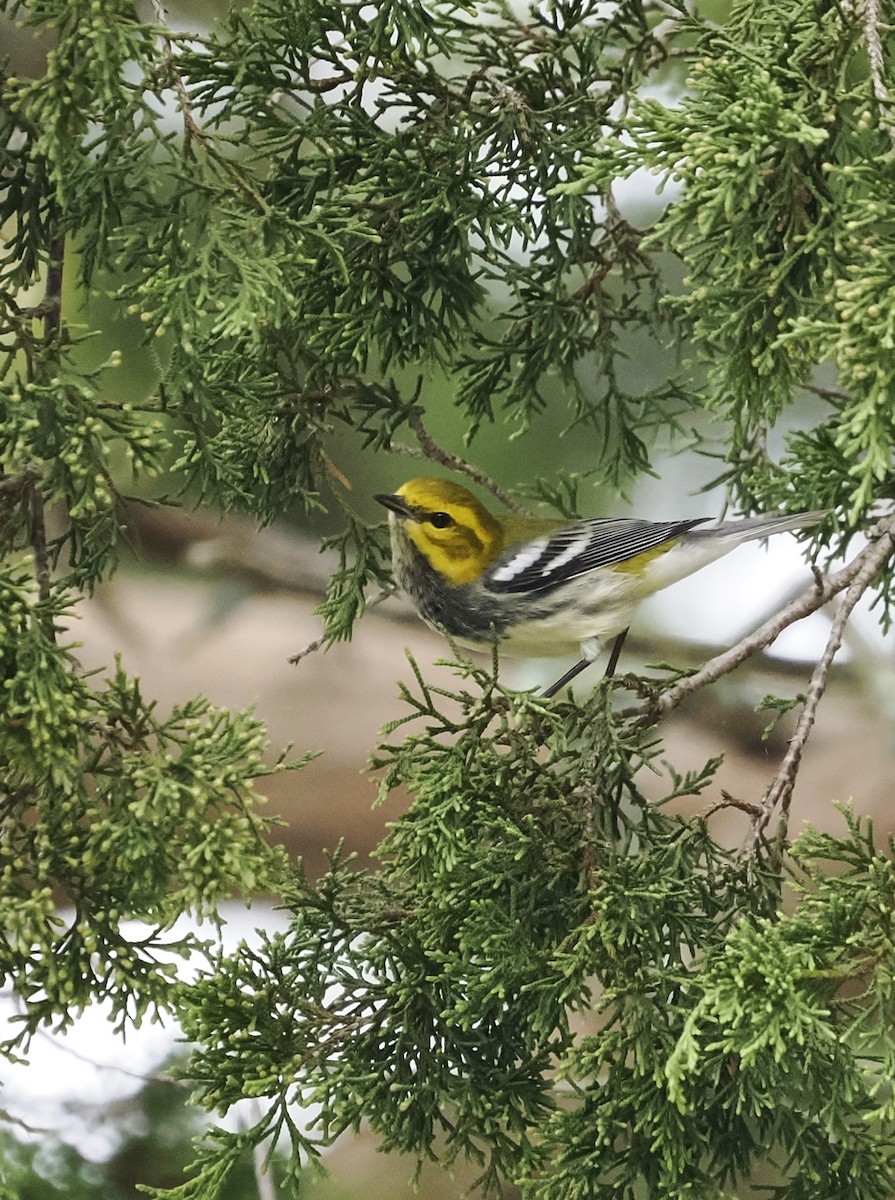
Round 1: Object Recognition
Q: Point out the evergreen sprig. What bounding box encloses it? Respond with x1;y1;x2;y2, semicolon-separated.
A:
0;581;298;1046
173;668;895;1199
2;0;895;1196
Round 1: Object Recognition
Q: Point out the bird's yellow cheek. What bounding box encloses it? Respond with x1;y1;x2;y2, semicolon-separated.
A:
405;523;483;586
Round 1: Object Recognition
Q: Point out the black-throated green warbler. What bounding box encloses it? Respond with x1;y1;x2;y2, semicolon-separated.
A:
375;477;827;696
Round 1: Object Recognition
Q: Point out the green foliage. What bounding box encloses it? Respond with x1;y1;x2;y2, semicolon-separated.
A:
173;667;895;1200
566;0;895;551
314;516;393;645
0;573;297;1046
2;0;895;1197
0;1131;110;1200
0;1062;304;1199
756;692;806;741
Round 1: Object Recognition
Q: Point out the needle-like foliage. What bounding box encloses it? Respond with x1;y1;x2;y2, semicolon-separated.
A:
2;1;895;1197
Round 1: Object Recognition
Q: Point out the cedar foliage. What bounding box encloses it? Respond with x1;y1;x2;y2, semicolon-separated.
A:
2;1;895;1197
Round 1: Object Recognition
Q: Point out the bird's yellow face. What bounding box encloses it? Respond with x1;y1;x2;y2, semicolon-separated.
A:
376;478;504;586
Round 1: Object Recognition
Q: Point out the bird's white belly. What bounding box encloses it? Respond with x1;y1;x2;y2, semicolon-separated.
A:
496;606;631;659
494;570;638;659
461;542;735;660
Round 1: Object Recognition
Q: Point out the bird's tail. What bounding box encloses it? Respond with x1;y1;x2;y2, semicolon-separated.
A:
689;510;829;545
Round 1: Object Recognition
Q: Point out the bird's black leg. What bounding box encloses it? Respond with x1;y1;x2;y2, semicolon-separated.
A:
603;628;629;678
541;657;592;699
541;628;630;699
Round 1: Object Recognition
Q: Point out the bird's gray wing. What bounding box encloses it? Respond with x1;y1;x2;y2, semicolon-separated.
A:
484;517;711;595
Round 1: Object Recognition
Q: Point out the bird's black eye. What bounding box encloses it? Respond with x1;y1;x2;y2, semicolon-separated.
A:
428;511;454;530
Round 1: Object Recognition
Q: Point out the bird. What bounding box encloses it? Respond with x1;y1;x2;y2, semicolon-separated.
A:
375;477;827;697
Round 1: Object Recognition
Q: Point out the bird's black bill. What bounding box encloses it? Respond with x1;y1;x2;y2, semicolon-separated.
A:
375;492;413;518
541;628;629;699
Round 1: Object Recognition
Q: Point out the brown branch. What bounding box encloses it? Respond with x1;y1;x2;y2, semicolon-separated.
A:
743;519;895;854
34;1026;182;1087
800;382;851;403
701;792;763;821
28;234;65;618
0;1106;53;1137
288;586;394;665
858;0;894;112
404;393;524;513
29;485;52;605
306;73;353;93
570;260;614;302
42;234;64;344
150;1;208;148
149;3;268;212
0;465;41;497
621;513;895;729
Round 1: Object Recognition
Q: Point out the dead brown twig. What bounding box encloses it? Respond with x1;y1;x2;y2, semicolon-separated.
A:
621;515;895;731
743;517;895;854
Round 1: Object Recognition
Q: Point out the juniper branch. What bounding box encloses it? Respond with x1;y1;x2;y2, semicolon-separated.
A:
28;234;65;613
287;587;394;665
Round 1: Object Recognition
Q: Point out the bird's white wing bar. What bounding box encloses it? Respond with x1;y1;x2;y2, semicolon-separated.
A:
485;517;711;595
489;536;550;583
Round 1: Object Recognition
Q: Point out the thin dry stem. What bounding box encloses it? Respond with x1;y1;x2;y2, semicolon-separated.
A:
856;0;895;145
150;2;270;210
29;485;51;604
860;0;891;105
29;234;65;616
34;1026;181;1087
0;1106;53;1137
621;514;895;729
288;587;393;665
701;792;762;821
743;518;895;853
404;403;524;513
150;2;208;147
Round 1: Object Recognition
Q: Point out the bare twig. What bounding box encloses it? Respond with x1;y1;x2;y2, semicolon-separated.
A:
0;1106;53;1137
306;73;353;93
800;382;851;403
404;395;524;513
33;1025;182;1086
856;0;895;145
150;1;208;147
701;791;763;821
743;520;895;853
287;631;328;666
570;259;614;302
42;233;64;343
288;587;393;665
28;234;65;616
621;514;895;728
29;484;51;605
859;0;891;105
149;2;269;211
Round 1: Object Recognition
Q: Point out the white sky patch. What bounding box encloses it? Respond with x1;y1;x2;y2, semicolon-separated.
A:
0;904;293;1162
